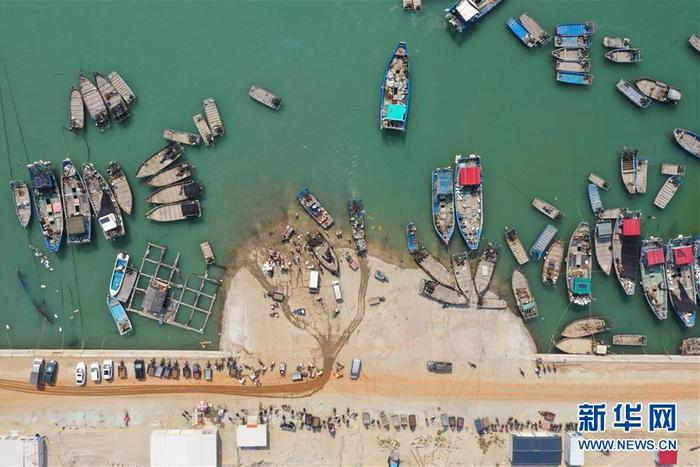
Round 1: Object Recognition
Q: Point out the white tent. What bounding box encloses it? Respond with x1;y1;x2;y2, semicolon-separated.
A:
0;435;46;467
236;417;268;449
150;429;219;467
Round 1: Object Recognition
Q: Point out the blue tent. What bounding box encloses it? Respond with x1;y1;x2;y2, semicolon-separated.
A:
510;435;562;466
385;104;406;122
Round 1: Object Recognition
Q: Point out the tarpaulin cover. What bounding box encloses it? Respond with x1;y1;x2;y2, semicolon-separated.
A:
573;277;591;294
646;248;664;266
386;104;406;122
674;246;693;266
657;450;678;465
459;167;481;186
622;217;640;236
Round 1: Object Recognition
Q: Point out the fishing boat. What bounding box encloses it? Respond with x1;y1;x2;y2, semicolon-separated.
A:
588;173;609;191
473;242;500;297
673;128;700;159
519;13;550;46
106;162;133;215
612;211;641;296
506;17;537;48
542;239;564;287
406;223;419;253
203;97;224;136
532;197;563;221
106;296;133;336
635;158;648;194
193;114;214;147
695;237;700;303
555;60;590;73
606;48;642;63
79;74;108;128
69;87;84;132
306;231;340;275
556;71;593;86
612;334;647;346
616;80;651;109
512;267;538;320
587;183;604;216
407;224;459;289
134;142;184;179
145;200;201;222
115;266;137;303
431;167;455;246
561;317;607;338
146;179;202;205
452;252;475;306
163;129;200;146
444;0;503;33
600;208;623;220
566;222;593;306
594;220;613;275
556;21;595;36
60;159;91;245
297;188;334;229
690;34;700;54
9;180;31;228
680;337;700;356
107;71;136;104
109;252;129;297
620;146;639;193
418;279;466;306
551;48;588;61
666;236;697;327
347;200;367;255
603;36;630;48
505;228;528;265
640;237;668;320
661;164;685;176
453;154;483;250
248;85;282;110
554;35;591;49
634;78;681;104
555;338;606;355
530;225;557;261
146;163;193;188
82;163;125;241
653;176;682;209
379;42;410;132
27;161;63;252
95;72;129;122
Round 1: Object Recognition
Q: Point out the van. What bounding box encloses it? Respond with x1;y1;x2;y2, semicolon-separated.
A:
331;280;343;302
309;270;320;293
350;357;361;380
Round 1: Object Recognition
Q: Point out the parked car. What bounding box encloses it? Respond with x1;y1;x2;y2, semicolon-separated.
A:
134;358;145;379
29;358;45;387
43;360;58;385
427;361;453;374
102;360;114;381
350;357;361;380
90;362;101;383
280;421;296;432
75;362;86;386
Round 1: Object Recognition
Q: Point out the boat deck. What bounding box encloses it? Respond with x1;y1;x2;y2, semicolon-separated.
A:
107;71;136;104
146;163;193;187
653;176;682;209
203;98;224;136
107;162;133;215
193;114;214;146
163;129;201;146
635;159;648;193
506;229;529;265
249;85;282;110
411;248;458;289
452;252;475;306
660;163;685;176
519;13;550;45
588;172;609;190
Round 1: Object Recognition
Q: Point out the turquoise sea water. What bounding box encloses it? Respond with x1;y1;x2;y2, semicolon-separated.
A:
0;1;698;352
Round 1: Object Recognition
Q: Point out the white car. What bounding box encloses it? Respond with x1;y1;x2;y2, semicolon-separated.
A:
75;362;86;386
102;360;113;381
90;362;101;383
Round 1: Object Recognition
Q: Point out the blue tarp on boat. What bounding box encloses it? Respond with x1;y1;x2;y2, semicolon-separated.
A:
530;224;558;260
556;71;589;85
588;183;604;215
556;22;594;36
435;170;452;196
506;17;530;44
573;277;591;294
386;104;406;122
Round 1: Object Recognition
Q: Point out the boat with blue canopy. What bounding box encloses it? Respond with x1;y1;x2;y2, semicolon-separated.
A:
556;21;595;37
431;167;455;246
554;35;591;49
445;0;503;33
506;17;536;47
587;183;604;216
406;223;419;253
109;252;129;297
530;224;558;261
454;154;483;250
107;296;133;336
380;42;410;132
556;71;593;86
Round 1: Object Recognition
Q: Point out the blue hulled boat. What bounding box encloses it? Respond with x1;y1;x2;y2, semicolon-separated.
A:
431;167;455;246
640;237;668;320
454;154;483;250
506;17;536;47
109;252;129;297
107;296;133;336
554;35;591;49
556;71;593;86
587;183;604;215
406;223;419;253
556;21;595;36
530;224;558;261
379;42;410;132
673;128;700;159
27;161;63;252
666;236;697;327
445;0;503;33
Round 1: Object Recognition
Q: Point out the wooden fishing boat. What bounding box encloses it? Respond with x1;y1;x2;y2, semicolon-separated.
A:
532;197;564;221
454;154;482;250
640;237;668;320
82;163;125;241
654;176;682;209
444;0;503;33
512;267;538;320
418;279;466;306
27;161;63;252
163;129;200;146
620;147;639;193
694;237;700;303
588;173;609;191
95;72;129;122
408;229;459;290
555;338;606;355
594;220;613;275
203;97;224;136
69;87;84;132
146;180;202;205
634;78;681;104
603;36;630;48
554;35;591;49
106;296;133;336
107;71;135;104
616;80;651;109
249;85;282;110
452;252;475;306
193;114;214;146
551;48;588;61
612;334;647;346
297;188;334;229
60;158;91;245
660;163;685;176
145;200;201;223
635;158;647;193
673;128;700;159
432;167;455;246
605;48;642;63
505;228;528;265
146;163;193;188
555;60;590;73
600;208;623;220
519;13;550;45
347;200;367;255
542;239;564;286
474;242;500;297
680;337;700;356
666;236;697;327
135;142;183;178
530;225;558;260
566;222;592;306
305;231;340;275
688;34;700;54
106;162;133;215
556;71;593;86
561;317;607;338
612;210;641;296
79;74;109;128
506;16;537;48
556;21;595;37
587;183;603;216
380;42;410;132
109;252;129;297
115;266;137;303
9;180;31;228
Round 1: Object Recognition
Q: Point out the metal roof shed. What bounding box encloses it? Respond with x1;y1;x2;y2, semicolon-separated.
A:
509;432;562;466
150;429;219;467
236;417;268;449
0;435;46;467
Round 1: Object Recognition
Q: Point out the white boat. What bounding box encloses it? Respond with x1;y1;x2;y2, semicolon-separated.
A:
109;252;129;297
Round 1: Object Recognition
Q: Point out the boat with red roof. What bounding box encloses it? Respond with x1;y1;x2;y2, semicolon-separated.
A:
666;236;697;327
612;210;641;296
453;154;482;250
640;237;668;320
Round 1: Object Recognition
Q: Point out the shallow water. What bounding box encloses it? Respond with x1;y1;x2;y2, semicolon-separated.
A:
0;1;698;352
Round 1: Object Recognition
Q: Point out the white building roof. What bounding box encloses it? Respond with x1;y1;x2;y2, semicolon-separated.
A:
236;418;268;448
150;429;218;467
0;435;45;467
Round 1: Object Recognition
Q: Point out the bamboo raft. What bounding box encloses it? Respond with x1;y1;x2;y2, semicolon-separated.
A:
635;158;648;193
193;114;214;146
612;334;647;346
418;279;466;306
542;239;564;286
79;74;109;128
107;71;136;104
115;267;137;303
532;197;564;221
512;267;538;320
519;13;550;45
146;179;202;204
561;317;607;338
551;48;588;61
146;163;193;187
505;228;529;265
249;85;282;110
594;220;613;275
203;97;224;136
146;200;201;222
588;173;609;191
106;162;133;215
10;180;31;228
163;129;201;146
555;60;590;73
69;87;84;132
95;72;129;122
653;176;682;209
452;252;476;307
474;242;501;297
660;163;685;176
135;142;183;179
